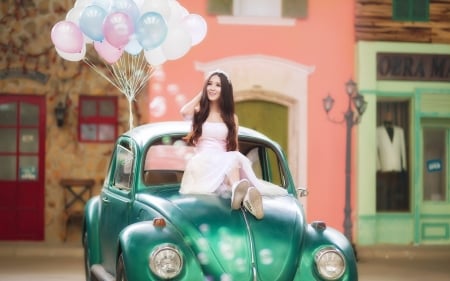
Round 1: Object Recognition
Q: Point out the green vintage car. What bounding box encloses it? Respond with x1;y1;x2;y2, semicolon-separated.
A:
83;121;358;281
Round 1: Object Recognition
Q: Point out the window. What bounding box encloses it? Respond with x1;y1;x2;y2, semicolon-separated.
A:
376;101;410;212
114;144;134;190
78;96;117;142
208;0;307;25
392;0;429;21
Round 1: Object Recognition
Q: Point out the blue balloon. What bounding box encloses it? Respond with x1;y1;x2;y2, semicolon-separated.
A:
111;0;139;25
136;12;168;50
79;5;107;41
125;37;143;55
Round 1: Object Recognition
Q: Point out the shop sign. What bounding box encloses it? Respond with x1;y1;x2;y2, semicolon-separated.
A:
426;159;442;172
377;53;450;82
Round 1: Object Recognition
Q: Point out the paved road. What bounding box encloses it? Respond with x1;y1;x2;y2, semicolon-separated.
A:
1;254;449;281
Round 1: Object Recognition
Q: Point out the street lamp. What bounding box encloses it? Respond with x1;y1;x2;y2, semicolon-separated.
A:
322;79;367;244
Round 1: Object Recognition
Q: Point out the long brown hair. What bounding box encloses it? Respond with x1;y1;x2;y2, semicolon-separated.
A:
184;72;237;151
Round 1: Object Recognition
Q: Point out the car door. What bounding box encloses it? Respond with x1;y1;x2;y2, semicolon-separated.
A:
99;139;135;274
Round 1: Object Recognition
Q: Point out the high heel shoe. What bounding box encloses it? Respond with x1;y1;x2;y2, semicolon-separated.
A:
231;179;250;210
243;187;264;219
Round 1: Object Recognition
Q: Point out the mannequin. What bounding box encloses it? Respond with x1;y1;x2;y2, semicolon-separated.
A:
376;111;407;210
376;112;406;172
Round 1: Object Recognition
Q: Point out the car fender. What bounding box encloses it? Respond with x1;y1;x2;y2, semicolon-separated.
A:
83;196;102;265
293;224;358;280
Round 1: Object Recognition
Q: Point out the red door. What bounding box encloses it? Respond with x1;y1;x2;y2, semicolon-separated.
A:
0;95;46;240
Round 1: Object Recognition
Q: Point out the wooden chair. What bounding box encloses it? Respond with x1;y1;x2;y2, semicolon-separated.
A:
60;178;95;241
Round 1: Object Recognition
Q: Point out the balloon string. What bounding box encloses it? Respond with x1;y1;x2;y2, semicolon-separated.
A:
128;96;133;130
83;52;153;130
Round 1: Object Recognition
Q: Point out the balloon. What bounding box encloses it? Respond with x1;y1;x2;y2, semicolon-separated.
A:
111;0;139;21
182;14;207;46
74;0;93;9
125;35;143;55
149;95;167;118
65;6;85;23
167;0;188;26
103;12;134;48
79;5;107;41
132;0;144;9
92;0;111;11
135;12;167;50
55;44;86;61
140;0;171;20
51;20;84;53
144;47;167;66
161;25;191;60
94;40;124;64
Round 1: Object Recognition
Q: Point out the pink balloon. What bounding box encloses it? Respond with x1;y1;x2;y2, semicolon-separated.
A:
103;12;134;48
94;40;124;64
51;20;84;53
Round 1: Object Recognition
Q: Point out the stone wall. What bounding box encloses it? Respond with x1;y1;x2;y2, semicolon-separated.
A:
1;0;149;242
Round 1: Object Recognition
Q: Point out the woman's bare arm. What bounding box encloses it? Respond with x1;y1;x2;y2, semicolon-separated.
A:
180;92;202;120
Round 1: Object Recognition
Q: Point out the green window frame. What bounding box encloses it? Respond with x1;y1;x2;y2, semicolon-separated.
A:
392;0;429;22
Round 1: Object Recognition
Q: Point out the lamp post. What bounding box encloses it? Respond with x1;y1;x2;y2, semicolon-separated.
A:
323;79;367;244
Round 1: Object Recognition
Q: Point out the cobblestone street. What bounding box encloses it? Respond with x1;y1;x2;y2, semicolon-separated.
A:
0;242;449;281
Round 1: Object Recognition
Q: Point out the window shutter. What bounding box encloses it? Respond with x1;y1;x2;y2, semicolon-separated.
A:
207;0;233;15
393;0;428;21
411;0;429;21
282;0;307;19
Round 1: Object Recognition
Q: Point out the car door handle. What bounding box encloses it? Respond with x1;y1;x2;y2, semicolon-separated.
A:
101;195;110;203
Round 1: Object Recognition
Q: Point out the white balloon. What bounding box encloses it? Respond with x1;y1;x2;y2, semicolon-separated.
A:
65;6;85;24
74;0;93;8
161;25;192;60
167;0;188;26
149;95;167;118
183;14;207;46
56;44;86;62
144;47;167;66
140;0;171;20
133;0;145;10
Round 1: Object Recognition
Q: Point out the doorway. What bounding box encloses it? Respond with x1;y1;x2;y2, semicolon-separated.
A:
236;99;288;155
376;101;410;212
0;95;46;240
419;118;450;243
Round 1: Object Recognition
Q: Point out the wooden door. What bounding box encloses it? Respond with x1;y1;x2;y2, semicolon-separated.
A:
0;95;46;240
236;100;288;155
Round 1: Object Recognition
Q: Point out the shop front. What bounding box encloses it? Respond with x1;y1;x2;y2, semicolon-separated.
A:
356;41;450;245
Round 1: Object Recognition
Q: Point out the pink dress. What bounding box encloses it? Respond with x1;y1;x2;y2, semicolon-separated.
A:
179;122;287;196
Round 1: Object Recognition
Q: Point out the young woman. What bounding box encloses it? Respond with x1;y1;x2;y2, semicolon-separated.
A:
179;70;287;219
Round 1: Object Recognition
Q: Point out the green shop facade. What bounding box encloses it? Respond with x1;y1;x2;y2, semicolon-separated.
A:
356;41;450;245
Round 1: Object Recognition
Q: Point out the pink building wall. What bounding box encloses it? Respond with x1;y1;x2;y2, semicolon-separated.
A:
148;0;355;233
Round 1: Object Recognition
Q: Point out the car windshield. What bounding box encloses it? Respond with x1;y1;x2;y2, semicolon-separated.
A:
142;136;286;188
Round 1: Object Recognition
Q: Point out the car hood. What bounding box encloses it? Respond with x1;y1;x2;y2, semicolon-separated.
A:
138;191;305;280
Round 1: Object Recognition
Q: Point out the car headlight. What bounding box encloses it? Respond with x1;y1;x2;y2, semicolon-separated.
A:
314;247;346;280
149;244;183;279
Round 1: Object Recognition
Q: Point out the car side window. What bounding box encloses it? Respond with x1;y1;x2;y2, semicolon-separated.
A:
113;143;134;191
241;142;286;188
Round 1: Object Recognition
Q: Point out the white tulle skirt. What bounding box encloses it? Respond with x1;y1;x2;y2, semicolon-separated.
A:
179;149;287;196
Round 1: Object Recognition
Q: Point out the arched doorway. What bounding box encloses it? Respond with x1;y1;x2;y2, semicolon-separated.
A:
195;55;314;197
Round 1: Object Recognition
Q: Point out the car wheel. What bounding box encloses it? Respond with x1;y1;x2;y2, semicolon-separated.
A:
116;253;128;281
83;232;91;281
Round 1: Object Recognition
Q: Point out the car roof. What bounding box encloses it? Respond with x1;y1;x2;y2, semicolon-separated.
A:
123;121;275;148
